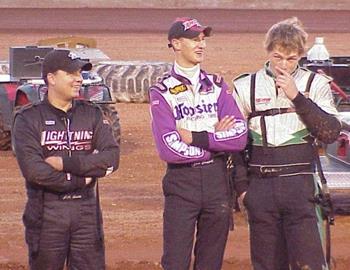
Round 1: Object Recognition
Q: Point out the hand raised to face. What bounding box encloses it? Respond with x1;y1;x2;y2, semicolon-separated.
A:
275;66;299;100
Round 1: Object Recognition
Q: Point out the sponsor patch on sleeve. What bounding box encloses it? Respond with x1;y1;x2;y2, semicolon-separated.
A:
163;131;204;158
214;119;247;141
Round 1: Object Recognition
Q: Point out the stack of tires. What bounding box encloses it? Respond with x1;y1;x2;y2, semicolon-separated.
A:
94;61;172;103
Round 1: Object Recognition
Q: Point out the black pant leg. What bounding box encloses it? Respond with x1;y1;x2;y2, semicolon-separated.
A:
193;159;231;270
68;197;105;270
282;175;328;270
244;177;289;270
161;167;201;270
29;200;70;270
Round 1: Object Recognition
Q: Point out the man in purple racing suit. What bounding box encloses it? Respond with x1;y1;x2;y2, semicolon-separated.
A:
149;17;248;270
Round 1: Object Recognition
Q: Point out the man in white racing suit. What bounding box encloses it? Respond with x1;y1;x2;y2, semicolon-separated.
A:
233;17;341;270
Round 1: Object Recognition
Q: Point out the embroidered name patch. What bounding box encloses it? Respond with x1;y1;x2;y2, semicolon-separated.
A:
45;120;55;125
255;97;271;104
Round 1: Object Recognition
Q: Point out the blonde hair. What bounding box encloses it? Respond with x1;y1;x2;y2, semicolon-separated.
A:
264;17;308;55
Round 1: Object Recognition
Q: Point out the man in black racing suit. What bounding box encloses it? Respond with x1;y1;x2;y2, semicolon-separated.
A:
13;49;119;270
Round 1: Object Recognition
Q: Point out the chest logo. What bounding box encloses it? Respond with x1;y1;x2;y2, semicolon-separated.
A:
45;120;55;125
169;84;188;95
255;97;271;104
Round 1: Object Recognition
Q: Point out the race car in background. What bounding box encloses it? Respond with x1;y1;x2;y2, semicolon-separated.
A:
300;55;350;214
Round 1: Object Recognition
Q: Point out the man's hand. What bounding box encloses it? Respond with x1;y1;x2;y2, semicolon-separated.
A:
178;128;193;144
275;66;299;100
214;115;235;132
45;156;63;171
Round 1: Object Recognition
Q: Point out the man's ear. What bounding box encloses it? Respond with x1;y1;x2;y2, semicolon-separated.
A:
47;73;56;86
171;38;181;51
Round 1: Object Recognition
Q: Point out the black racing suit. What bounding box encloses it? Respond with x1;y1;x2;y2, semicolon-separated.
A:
233;65;341;270
13;97;119;270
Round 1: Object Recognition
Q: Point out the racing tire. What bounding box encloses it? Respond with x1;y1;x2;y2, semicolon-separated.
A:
94;61;172;103
99;104;121;145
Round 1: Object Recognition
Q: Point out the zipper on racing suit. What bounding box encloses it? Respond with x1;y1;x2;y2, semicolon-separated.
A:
63;117;72;181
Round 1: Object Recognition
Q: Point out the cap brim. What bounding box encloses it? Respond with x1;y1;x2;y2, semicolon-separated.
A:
64;60;92;73
181;26;212;39
168;26;212;48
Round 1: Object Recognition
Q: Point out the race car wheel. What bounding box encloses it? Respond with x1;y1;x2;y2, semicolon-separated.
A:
99;104;121;145
94;61;172;103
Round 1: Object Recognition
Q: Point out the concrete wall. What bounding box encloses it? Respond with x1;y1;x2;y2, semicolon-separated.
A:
0;0;349;10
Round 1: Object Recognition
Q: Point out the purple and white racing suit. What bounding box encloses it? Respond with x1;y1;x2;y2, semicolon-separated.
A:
150;65;247;270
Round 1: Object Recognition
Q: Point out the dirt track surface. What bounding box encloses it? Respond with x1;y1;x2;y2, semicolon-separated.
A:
1;8;350;270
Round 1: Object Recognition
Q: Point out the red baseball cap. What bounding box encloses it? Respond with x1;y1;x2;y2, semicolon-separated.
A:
168;17;212;48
